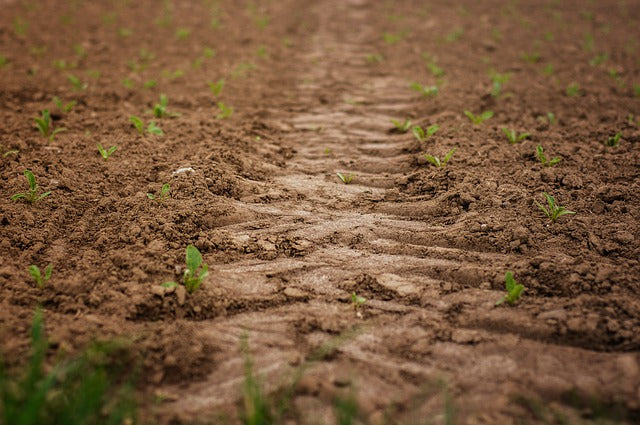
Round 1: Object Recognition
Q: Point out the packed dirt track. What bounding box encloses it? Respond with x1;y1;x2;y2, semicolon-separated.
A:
1;0;639;424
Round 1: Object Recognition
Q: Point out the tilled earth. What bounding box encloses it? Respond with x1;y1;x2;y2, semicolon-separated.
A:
0;0;639;423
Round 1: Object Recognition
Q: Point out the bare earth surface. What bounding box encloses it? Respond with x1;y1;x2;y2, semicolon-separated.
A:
1;0;639;423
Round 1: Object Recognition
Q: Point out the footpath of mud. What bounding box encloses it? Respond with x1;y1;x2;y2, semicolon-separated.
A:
0;0;639;423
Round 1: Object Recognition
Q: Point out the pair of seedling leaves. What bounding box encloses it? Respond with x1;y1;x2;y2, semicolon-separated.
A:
11;170;50;203
163;245;208;293
496;271;525;306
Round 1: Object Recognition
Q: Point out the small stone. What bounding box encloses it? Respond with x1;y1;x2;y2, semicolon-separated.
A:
511;226;529;243
150;285;165;297
283;287;307;299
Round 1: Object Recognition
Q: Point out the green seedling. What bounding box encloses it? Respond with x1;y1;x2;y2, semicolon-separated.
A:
28;264;52;289
605;132;621;147
536;192;575;222
216;102;233;119
129;115;144;134
410;82;438;97
97;144;117;161
566;83;580;97
365;53;383;64
208;79;225;96
521;50;541;63
30;46;47;57
465;110;493;125
11;170;50;203
13;17;28;36
502;128;530;144
583;33;595;52
382;31;403;44
391;118;412;133
73;44;87;59
589;53;608;66
542;64;554;76
118;27;132;37
444;27;463;42
489;70;511;97
495;271;525;306
129;116;163;136
67;74;87;90
0;55;8;69
634;84;640;97
122;78;134;89
412;124;439;142
0;308;137;425
337;172;355;184
147;121;163;135
143;79;157;89
351;292;366;318
175;28;190;40
153;94;178;118
147;183;170;201
52;96;76;113
536;145;561;167
424;148;456;168
231;62;255;79
1;144;19;157
165;245;209;293
34;110;66;141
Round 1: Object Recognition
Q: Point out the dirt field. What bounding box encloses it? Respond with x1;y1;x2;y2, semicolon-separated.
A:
1;0;639;423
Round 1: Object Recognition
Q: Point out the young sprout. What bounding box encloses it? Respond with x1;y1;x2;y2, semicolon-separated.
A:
391;118;412;133
351;292;366;318
153;94;178;118
144;79;157;89
97;143;117;161
382;32;403;44
208;79;225;96
502;128;530;144
464;110;493;125
423;54;444;77
147;121;163;135
164;245;209;293
634;84;640;97
605;132;621;147
412;124;439;142
365;53;383;64
535;192;575;222
53;96;76;113
216;102;234;119
536;145;561;167
444;27;463;42
489;70;511;97
566;83;580;97
175;28;191;40
147;183;171;201
34;110;66;141
337;172;355;184
129;115;144;134
495;271;525;306
67;74;87;90
410;82;439;97
11;170;50;203
521;50;541;63
28;264;52;289
424;148;456;168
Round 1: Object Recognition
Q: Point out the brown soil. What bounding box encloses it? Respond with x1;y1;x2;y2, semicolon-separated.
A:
1;0;639;423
